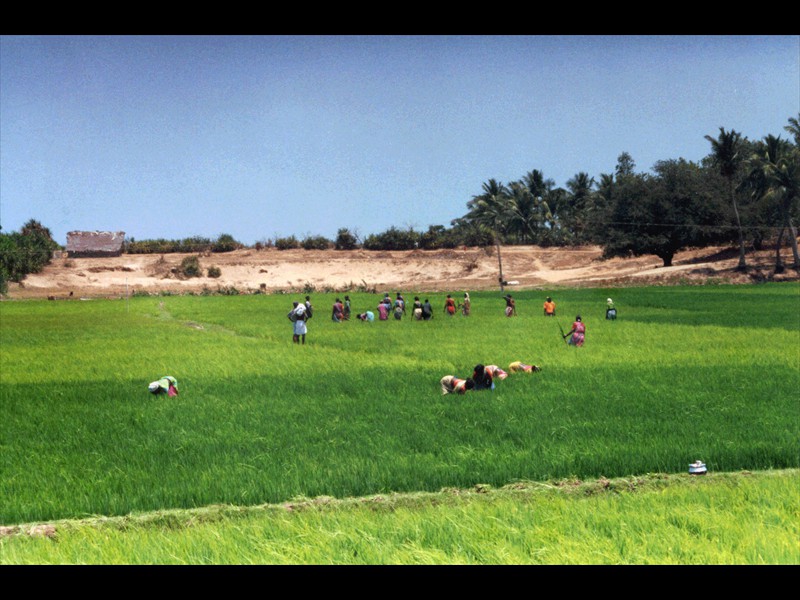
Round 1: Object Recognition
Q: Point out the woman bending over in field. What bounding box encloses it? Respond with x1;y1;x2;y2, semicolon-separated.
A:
440;376;475;395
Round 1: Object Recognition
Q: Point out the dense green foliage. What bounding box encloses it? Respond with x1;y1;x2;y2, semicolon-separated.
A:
2;284;798;527
455;115;799;268
334;228;359;250
300;235;333;250
600;158;729;266
274;235;300;250
125;233;244;254
0;220;60;294
363;226;420;250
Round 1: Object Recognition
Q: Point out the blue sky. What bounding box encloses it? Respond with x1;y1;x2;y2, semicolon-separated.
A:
1;35;798;246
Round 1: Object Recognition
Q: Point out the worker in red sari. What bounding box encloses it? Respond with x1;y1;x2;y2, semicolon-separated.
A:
564;315;586;347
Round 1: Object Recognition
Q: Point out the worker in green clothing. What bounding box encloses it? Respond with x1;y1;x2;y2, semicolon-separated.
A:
148;376;179;397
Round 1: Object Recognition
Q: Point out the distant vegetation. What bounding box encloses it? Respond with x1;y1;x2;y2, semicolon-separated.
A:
0;219;59;295
124;233;244;254
2;115;797;294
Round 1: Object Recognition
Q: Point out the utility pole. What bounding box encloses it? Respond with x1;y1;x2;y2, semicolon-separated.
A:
495;234;505;292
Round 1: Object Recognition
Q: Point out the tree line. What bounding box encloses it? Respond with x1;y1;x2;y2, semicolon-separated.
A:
459;115;799;272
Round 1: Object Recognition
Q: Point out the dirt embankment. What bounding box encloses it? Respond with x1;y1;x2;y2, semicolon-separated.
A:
5;244;798;300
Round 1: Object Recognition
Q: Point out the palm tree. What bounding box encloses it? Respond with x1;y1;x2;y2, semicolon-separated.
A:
705;127;748;270
465;179;511;290
747;134;800;270
785;114;800;146
521;170;556;241
506;181;541;244
566;172;596;243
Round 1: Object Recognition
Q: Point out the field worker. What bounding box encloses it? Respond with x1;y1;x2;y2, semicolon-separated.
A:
484;364;509;380
412;296;423;320
440;375;475;395
422;299;433;320
462;292;471;316
148;375;179;397
393;293;406;320
332;298;345;322
473;364;509;391
544;296;556;317
357;310;375;322
304;296;314;319
472;364;493;390
564;315;586;347
606;298;617;320
377;299;390;321
504;294;517;317
288;301;300;322
509;361;541;373
444;294;457;316
343;296;352;320
289;301;308;344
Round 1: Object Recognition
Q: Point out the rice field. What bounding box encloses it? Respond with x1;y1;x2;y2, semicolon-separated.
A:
1;283;798;548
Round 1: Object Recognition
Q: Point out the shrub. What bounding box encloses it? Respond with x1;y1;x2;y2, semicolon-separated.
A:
386;228;417;250
0;220;60;289
275;236;300;250
178;236;213;253
362;226;420;251
212;234;242;253
301;235;333;250
207;266;222;278
335;228;359;250
179;256;202;278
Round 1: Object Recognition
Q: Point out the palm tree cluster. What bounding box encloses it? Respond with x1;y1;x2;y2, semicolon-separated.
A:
458;116;799;274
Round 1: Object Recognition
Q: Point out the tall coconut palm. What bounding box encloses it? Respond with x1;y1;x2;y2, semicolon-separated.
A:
465;179;511;290
785;114;800;146
521;170;556;241
748;134;800;270
506;181;541;244
705;127;748;270
565;172;596;243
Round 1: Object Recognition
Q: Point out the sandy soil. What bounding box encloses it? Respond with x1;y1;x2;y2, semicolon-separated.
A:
5;243;798;300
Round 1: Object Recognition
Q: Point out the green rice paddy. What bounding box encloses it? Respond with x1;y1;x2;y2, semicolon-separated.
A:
1;283;798;563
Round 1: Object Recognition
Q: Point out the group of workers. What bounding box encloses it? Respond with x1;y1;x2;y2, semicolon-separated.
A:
359;292;473;322
438;295;620;395
287;293;617;347
148;293;618;399
441;361;541;395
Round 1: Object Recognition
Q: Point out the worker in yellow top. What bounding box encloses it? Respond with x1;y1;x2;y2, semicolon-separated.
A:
509;361;541;373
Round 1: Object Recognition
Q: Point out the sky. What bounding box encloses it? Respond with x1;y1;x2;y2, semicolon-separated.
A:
1;35;798;246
